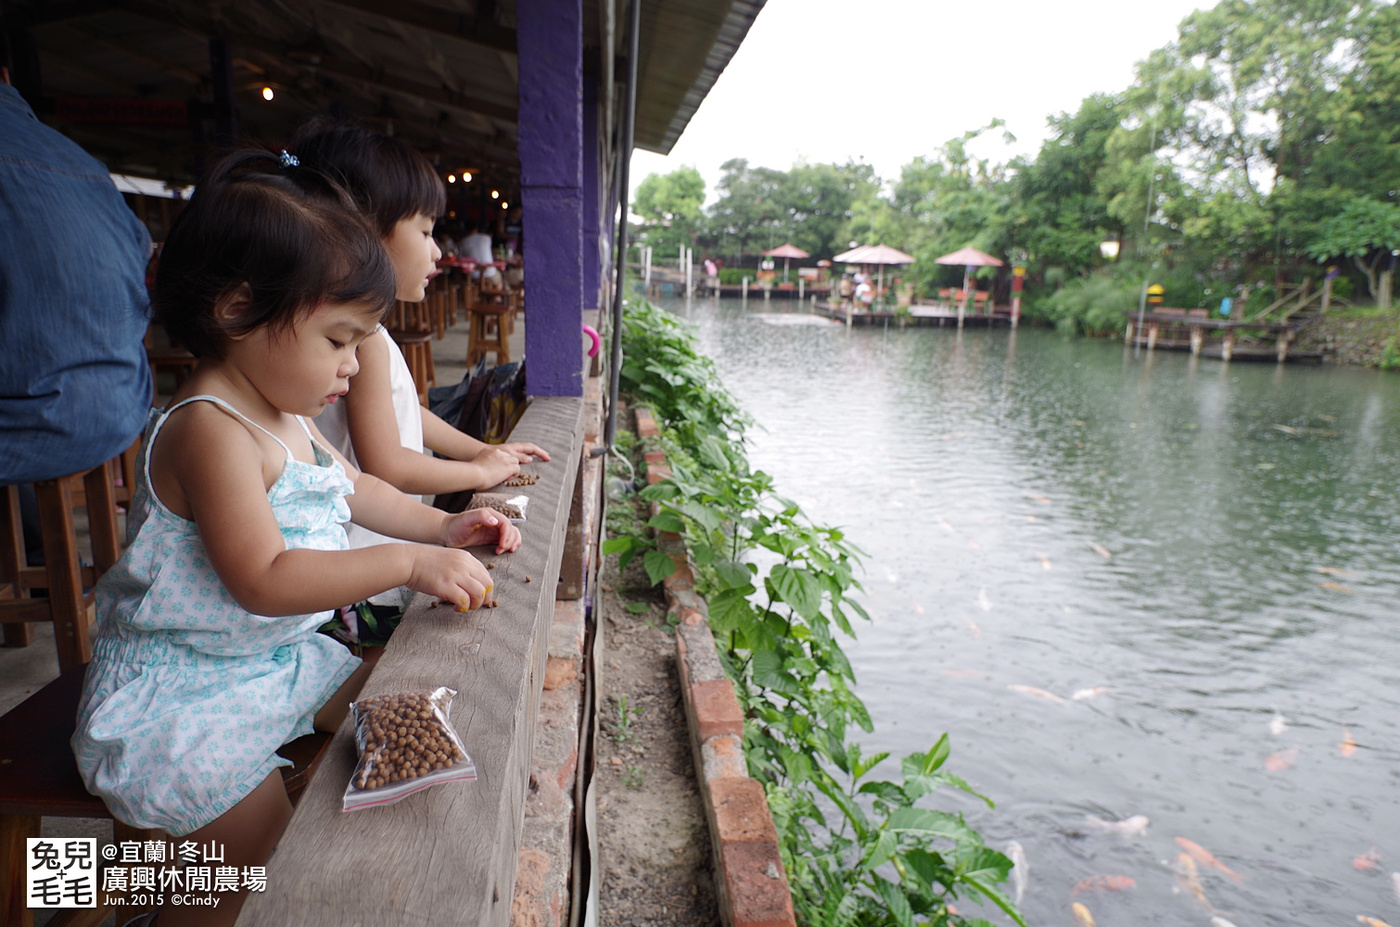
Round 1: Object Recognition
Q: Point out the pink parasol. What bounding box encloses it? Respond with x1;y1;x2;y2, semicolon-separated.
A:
763;243;811;280
935;246;1004;298
832;244;915;309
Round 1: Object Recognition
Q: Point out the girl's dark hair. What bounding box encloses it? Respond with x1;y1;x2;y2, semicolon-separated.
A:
153;149;397;358
291;119;446;236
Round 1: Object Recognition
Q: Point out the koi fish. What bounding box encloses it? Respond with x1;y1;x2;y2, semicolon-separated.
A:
1269;712;1288;736
968;539;981;548
1027;514;1039;522
1072;686;1110;701
1174;854;1216;913
1008;684;1066;704
1006;840;1027;905
1265;747;1299;771
1391;872;1400;905
937;519;955;533
1272;423;1299;435
1321;581;1356;593
1342;728;1358;757
1357;917;1393;927
967;622;983;638
1354;846;1382;871
913;601;925;615
1037;555;1053;570
1071;875;1135;895
1072;419;1087;427
1090;542;1112;559
1028;494;1052;504
976;588;992;612
1072;902;1095;927
1175;837;1244;884
1085;814;1150;835
1211;918;1240;927
1319;566;1360;577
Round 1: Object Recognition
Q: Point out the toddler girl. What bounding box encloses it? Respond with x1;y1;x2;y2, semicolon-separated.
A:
72;149;520;927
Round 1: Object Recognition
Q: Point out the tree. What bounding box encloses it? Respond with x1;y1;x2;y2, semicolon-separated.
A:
1306;197;1400;305
632;166;705;259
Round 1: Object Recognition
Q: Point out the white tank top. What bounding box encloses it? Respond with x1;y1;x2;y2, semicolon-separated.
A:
315;325;427;551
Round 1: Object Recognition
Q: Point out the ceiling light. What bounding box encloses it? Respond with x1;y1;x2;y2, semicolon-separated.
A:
447;174;456;183
491;189;499;199
261;87;274;101
463;172;472;183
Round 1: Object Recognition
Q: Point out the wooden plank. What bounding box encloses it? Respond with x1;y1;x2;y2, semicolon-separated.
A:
238;396;584;927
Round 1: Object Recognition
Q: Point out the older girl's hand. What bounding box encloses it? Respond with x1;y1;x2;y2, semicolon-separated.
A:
442;509;522;554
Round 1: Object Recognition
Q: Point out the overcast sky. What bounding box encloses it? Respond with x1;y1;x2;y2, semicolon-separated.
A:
631;0;1220;202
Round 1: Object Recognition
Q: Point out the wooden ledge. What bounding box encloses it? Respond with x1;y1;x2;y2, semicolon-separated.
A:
238;395;584;927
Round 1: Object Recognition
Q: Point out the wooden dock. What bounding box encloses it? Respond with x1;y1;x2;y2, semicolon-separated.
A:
1124;309;1322;362
811;300;1013;328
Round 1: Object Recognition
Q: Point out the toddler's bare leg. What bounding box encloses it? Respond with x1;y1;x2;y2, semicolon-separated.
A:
156;770;292;927
313;661;373;732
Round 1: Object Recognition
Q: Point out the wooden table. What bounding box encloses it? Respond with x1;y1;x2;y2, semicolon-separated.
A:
237;396;584;927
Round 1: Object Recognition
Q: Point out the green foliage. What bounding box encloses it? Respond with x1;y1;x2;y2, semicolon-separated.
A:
632;166;706;258
614;297;1023;927
1028;271;1142;336
1306;197;1400;298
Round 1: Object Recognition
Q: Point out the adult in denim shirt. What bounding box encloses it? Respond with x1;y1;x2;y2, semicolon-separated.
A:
0;73;152;485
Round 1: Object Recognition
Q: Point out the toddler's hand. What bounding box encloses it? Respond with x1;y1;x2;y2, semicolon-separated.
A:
473;447;520;486
442;509;522;554
406;546;492;610
500;441;551;463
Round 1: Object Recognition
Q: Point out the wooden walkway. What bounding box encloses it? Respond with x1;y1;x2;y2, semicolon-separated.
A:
811;300;1012;327
1124;309;1322;362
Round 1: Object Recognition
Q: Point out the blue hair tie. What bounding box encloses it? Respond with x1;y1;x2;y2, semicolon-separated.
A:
278;149;299;169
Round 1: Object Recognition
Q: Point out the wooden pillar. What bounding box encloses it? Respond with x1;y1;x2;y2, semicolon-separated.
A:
1222;329;1235;361
1277;329;1293;363
1190;324;1204;356
1125;318;1135;345
1146;322;1159;351
518;0;584;397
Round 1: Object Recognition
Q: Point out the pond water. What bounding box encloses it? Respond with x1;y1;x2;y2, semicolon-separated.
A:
654;295;1400;927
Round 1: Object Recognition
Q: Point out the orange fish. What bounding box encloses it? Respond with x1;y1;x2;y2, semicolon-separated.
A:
1008;684;1067;704
1072;902;1096;927
1342;729;1358;757
1319;566;1360;576
1090;543;1112;559
1070;875;1136;895
1265;747;1299;771
1175;837;1244;884
1357;917;1393;927
1354;846;1382;871
1320;581;1356;593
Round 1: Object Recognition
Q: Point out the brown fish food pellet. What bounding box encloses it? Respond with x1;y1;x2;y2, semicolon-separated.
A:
503;473;539;487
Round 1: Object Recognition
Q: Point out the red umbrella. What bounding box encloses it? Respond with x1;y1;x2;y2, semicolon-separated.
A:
935;246;1004;298
763;243;810;280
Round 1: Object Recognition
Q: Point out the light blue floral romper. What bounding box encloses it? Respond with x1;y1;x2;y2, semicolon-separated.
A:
72;395;362;835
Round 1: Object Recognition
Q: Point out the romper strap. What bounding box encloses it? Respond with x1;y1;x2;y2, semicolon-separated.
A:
145;395;295;485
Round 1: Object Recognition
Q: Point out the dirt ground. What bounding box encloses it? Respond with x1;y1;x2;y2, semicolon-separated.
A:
595;481;719;926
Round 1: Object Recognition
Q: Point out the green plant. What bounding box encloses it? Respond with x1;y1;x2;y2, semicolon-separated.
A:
610;297;1024;927
611;695;644;745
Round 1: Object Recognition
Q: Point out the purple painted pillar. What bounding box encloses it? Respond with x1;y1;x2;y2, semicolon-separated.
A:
518;0;584;397
582;80;601;310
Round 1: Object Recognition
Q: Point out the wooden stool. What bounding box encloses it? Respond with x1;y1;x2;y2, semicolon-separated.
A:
0;443;137;671
0;663;332;927
388;329;435;406
465;302;512;367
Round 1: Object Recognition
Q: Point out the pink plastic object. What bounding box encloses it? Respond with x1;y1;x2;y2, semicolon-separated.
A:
582;323;601;357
